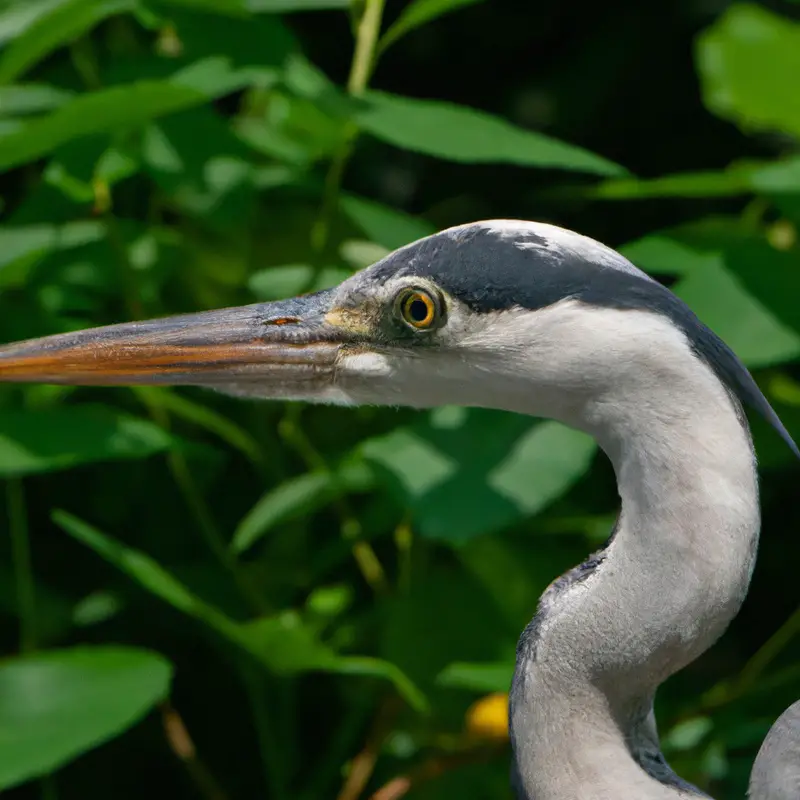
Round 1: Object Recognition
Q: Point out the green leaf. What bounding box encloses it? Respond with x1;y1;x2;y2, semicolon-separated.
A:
246;0;350;9
355;91;626;176
0;0;137;85
589;156;800;201
340;193;436;250
132;386;263;466
0;59;260;173
0;0;70;48
696;4;800;138
0;406;173;477
0;646;172;790
231;461;375;554
159;0;349;12
673;263;800;368
0;220;104;287
362;411;596;542
0;84;73;116
437;660;514;693
591;166;754;200
248;263;351;301
380;0;484;52
54;512;427;711
622;229;800;367
54;510;253;637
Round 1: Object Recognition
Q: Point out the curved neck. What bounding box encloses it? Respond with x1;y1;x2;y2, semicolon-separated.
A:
510;352;759;799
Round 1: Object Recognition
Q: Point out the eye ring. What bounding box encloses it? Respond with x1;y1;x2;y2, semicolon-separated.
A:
396;287;441;331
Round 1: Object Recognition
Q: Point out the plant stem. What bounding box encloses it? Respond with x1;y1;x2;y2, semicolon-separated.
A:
143;397;268;615
311;0;387;255
242;668;290;800
279;406;388;594
347;0;386;96
161;703;230;800
735;604;800;693
8;479;35;653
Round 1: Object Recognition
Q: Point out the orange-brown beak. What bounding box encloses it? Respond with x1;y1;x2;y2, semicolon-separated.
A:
0;291;349;397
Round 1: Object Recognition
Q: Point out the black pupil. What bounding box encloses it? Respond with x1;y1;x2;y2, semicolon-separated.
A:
408;297;430;323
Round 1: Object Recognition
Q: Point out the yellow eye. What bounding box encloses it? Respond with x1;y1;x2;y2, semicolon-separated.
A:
398;289;438;329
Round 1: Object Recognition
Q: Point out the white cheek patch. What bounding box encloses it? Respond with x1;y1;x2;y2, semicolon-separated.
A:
338;350;393;377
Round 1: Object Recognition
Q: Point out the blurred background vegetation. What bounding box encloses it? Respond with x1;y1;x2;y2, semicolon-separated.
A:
0;0;799;797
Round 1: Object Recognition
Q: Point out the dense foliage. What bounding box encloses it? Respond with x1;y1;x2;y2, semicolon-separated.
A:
0;0;799;798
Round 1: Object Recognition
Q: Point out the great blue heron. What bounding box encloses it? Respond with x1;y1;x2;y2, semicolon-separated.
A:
0;220;797;799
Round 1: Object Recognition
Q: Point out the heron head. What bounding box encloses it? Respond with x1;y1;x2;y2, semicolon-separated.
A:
0;219;796;456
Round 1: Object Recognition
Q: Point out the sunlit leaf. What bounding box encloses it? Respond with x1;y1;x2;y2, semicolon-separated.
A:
0;220;104;287
0;84;73;116
0;59;262;172
0;0;70;48
697;4;800;138
247;0;350;9
0;646;172;790
437;660;514;693
248;263;351;301
159;0;349;15
679;263;800;368
0;406;174;477
231;461;375;554
362;412;596;542
0;0;136;85
380;0;484;52
355;91;626;176
623;220;800;356
341;194;436;250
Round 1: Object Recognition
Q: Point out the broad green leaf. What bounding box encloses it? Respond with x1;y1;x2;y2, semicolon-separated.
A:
0;646;172;790
0;0;136;85
0;84;73;116
0;0;68;47
627;218;800;340
247;0;350;9
621;230;800;366
231;461;375;554
437;660;514;693
248;264;351;301
159;0;349;14
621;236;723;276
590;157;800;201
0;406;174;477
159;0;250;13
380;0;484;52
591;167;753;200
696;4;800;138
55;512;427;710
0;59;259;172
340;239;389;270
675;261;800;368
341;193;436;250
355;91;626;176
0;220;103;287
362;412;596;542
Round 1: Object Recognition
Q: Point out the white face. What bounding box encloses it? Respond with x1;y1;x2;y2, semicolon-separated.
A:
327;272;707;437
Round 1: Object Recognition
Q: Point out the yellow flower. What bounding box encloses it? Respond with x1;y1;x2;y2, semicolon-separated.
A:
465;693;509;741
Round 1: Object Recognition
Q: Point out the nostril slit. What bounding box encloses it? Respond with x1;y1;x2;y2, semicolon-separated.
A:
264;317;300;326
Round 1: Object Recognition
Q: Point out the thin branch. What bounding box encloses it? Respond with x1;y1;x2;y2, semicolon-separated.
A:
369;746;504;800
161;703;230;800
336;697;400;800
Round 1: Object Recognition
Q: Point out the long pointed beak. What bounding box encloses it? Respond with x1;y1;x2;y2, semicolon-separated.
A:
0;290;348;393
